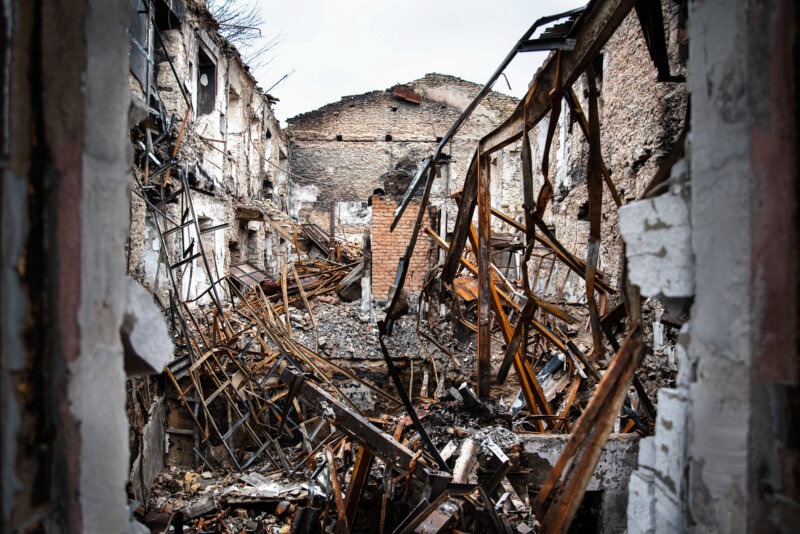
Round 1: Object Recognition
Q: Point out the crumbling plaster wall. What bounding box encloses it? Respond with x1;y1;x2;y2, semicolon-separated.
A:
1;0;170;532
623;0;799;531
128;0;292;294
179;195;230;302
151;23;272;195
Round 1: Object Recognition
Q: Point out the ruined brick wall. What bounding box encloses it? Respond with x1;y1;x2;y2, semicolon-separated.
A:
370;197;434;299
287;10;687;300
286;73;519;234
525;1;688;300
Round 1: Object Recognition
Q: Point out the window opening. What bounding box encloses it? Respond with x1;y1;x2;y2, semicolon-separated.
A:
197;46;216;115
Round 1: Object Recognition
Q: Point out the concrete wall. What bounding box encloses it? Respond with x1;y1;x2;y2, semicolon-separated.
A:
520;434;640;533
624;0;799;531
1;0;167;531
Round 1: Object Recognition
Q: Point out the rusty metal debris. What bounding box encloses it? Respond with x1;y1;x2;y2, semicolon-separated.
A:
393;85;424;105
130;0;686;532
375;0;686;531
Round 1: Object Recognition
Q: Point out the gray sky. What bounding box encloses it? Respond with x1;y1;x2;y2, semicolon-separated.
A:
248;0;586;124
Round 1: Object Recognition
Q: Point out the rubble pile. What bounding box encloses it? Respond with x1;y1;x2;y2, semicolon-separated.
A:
134;171;680;531
126;1;687;531
136;248;678;533
296;223;363;265
140;371;554;534
363;0;689;528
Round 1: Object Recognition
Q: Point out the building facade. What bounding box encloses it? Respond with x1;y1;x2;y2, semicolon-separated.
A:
286;73;523;297
127;0;295;306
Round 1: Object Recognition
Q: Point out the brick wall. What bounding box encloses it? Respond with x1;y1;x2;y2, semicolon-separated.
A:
524;2;687;298
286;73;520;226
370;196;434;299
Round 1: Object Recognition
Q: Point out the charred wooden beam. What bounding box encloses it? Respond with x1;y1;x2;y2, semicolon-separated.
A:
634;0;683;82
425;227;578;324
533;325;645;532
325;444;350;534
377;329;449;471
477;154;492;398
481;0;637;156
342;447;375;530
279;366;420;475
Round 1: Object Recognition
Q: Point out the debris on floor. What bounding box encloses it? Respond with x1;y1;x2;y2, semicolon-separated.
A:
132;216;678;533
126;2;686;532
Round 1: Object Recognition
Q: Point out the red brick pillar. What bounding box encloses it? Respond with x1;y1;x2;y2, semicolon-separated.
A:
370;196;434;299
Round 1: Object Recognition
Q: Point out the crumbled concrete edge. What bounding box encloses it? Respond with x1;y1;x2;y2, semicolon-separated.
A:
121;278;174;376
619;179;693;298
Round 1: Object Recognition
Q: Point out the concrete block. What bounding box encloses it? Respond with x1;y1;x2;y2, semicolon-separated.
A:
637;435;656;471
628;389;688;533
652;389;688;495
627;471;655;534
520;434;639;532
184;495;218;518
653;320;665;352
360;275;373;314
121;278;174;375
675;324;693;389
619;192;693;298
653;478;685;534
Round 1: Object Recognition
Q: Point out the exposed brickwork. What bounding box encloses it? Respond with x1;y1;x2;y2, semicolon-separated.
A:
526;1;688;299
286;73;520;228
370;197;434;298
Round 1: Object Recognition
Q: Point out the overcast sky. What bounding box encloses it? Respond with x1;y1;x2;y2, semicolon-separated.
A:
247;0;586;124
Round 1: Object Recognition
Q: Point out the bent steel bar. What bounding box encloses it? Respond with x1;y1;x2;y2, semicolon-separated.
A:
443;0;636;283
390;6;586;231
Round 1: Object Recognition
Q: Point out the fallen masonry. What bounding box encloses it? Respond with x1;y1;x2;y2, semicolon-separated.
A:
132;218;674;532
123;0;688;532
4;0;796;531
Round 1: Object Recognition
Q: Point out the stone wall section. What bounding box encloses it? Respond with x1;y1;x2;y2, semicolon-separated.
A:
523;1;687;300
286;73;520;238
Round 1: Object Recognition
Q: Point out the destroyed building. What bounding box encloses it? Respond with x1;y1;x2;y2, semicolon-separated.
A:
1;0;798;533
127;0;295;304
285;73;520;226
286;74;522;297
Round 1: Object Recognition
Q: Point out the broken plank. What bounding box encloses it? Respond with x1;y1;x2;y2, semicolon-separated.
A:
279;367;420;475
325;445;350;534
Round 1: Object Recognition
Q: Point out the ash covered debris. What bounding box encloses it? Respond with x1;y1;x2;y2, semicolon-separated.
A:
2;0;794;531
125;0;687;533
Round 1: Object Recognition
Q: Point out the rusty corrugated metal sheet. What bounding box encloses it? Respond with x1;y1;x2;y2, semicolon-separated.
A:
392;85;423;104
229;261;268;288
